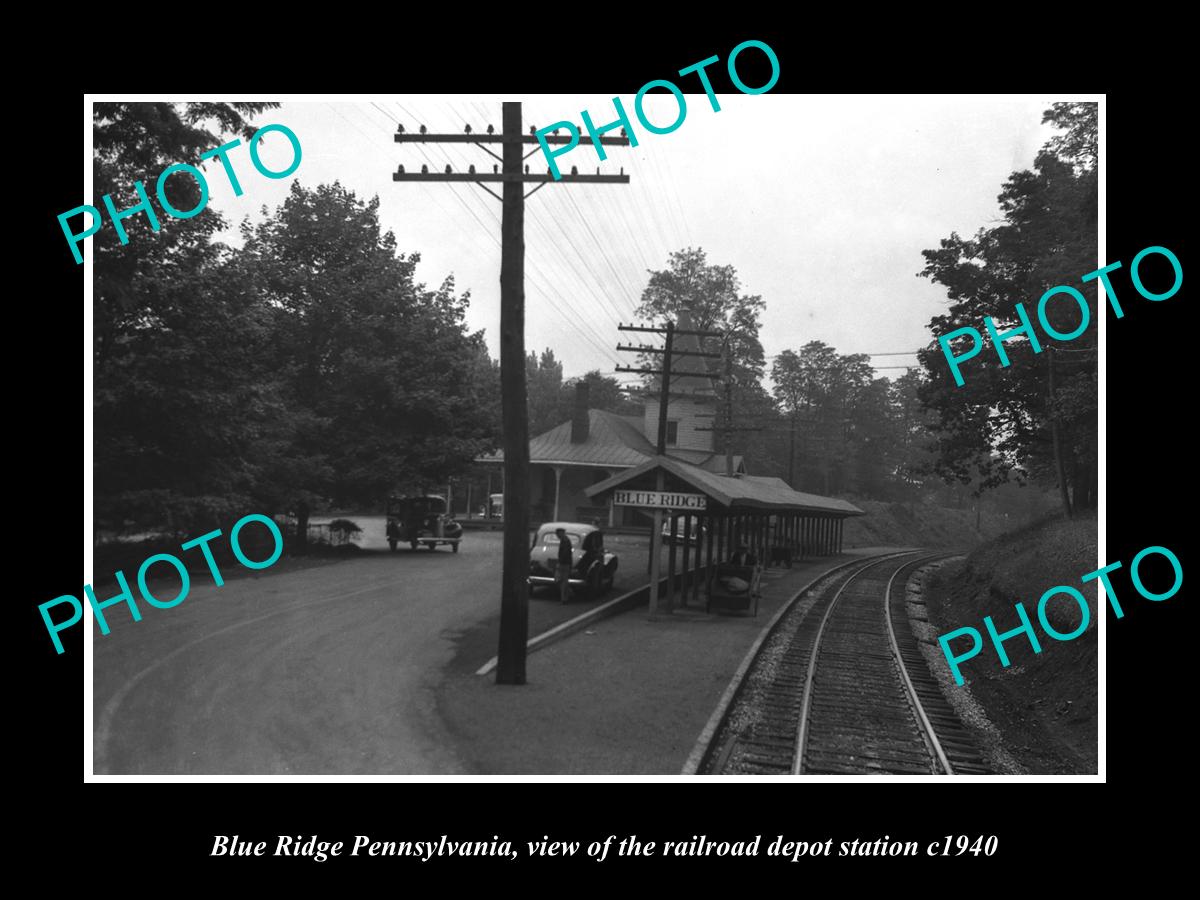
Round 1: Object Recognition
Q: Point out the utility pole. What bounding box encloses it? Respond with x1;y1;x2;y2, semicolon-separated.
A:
697;339;763;477
788;412;797;486
616;322;721;613
394;103;629;685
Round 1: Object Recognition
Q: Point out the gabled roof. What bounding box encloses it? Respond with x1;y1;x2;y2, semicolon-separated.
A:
477;409;654;468
585;455;865;516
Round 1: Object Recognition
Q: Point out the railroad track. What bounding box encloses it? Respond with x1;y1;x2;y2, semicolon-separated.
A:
691;552;990;775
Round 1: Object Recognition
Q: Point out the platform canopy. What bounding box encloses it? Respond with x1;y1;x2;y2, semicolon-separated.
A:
584;455;865;516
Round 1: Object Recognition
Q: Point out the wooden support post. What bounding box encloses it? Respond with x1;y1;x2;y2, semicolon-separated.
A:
667;512;679;610
680;514;691;608
649;470;664;615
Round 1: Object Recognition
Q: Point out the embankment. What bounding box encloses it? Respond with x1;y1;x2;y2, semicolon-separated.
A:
843;499;1012;550
924;513;1098;773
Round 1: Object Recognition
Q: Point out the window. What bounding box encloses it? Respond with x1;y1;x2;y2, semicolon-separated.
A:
666;419;679;446
540;530;582;549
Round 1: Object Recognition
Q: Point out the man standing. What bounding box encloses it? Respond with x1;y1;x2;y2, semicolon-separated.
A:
555;527;574;604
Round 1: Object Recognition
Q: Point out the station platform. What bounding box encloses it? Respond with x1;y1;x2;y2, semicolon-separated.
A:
436;548;904;774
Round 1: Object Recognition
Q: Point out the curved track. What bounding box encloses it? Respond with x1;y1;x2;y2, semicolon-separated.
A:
695;552;989;775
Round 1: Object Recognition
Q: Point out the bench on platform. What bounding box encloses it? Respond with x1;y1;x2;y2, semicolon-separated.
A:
706;562;763;616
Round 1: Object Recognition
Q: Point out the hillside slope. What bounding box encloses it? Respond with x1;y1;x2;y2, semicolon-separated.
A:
924;513;1098;773
843;499;1013;550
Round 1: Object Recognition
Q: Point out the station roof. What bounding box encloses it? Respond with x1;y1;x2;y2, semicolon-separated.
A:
585;456;865;516
476;410;745;474
478;410;652;468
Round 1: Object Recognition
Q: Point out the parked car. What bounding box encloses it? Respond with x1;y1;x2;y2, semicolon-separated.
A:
528;522;619;599
661;514;705;545
386;494;463;552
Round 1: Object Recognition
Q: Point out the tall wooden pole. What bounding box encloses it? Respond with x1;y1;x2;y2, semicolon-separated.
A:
496;102;530;685
393;107;628;684
656;322;675;455
648;321;674;616
788;412;796;486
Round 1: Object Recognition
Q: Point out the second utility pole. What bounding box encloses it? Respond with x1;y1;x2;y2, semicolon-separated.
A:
650;322;674;614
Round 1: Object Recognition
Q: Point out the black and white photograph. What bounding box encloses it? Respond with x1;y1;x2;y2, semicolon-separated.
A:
75;89;1110;780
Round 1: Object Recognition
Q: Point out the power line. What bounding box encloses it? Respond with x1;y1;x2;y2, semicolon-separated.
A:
388;102;632;364
392;103;632;686
372;103;622;366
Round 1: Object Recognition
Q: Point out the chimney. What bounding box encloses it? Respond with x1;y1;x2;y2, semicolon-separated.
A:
571;382;590;443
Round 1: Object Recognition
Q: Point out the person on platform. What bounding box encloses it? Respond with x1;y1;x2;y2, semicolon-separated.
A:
730;543;756;567
555;527;574;604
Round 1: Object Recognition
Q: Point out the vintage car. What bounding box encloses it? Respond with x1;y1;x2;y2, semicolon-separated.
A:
528;522;618;599
386;494;463;552
661;514;705;545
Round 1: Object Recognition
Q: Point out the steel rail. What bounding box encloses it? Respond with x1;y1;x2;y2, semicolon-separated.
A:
790;552;945;775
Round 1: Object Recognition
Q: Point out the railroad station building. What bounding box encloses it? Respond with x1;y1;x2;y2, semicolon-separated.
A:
477;317;864;556
477;318;743;527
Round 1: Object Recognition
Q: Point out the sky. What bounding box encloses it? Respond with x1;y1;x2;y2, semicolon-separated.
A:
207;94;1059;386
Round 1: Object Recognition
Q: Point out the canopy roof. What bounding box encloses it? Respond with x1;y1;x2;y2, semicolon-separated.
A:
585;456;865;516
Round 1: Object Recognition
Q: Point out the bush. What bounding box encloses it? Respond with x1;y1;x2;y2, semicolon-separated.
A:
327;519;362;547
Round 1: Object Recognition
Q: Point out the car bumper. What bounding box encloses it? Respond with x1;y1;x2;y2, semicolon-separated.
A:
528;575;585;587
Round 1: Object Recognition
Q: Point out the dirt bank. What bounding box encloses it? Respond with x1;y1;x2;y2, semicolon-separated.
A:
923;514;1098;773
843;499;1013;550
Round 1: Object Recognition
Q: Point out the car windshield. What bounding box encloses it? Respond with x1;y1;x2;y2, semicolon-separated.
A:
540;531;583;548
389;497;445;516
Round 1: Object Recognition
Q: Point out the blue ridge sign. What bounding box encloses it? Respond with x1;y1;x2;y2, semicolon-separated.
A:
613;490;707;510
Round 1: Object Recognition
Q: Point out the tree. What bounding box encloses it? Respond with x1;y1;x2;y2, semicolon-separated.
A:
636;247;767;380
636;247;771;474
239;181;498;545
92;102;280;535
917;102;1098;516
525;353;642;436
526;349;565;436
771;342;875;494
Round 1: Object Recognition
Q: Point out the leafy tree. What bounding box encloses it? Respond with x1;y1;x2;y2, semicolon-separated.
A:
917;102;1098;516
238;181;498;544
525;351;643;436
92;102;277;352
771;342;876;494
636;247;767;381
92;102;279;534
635;247;772;475
561;371;642;420
526;349;566;435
